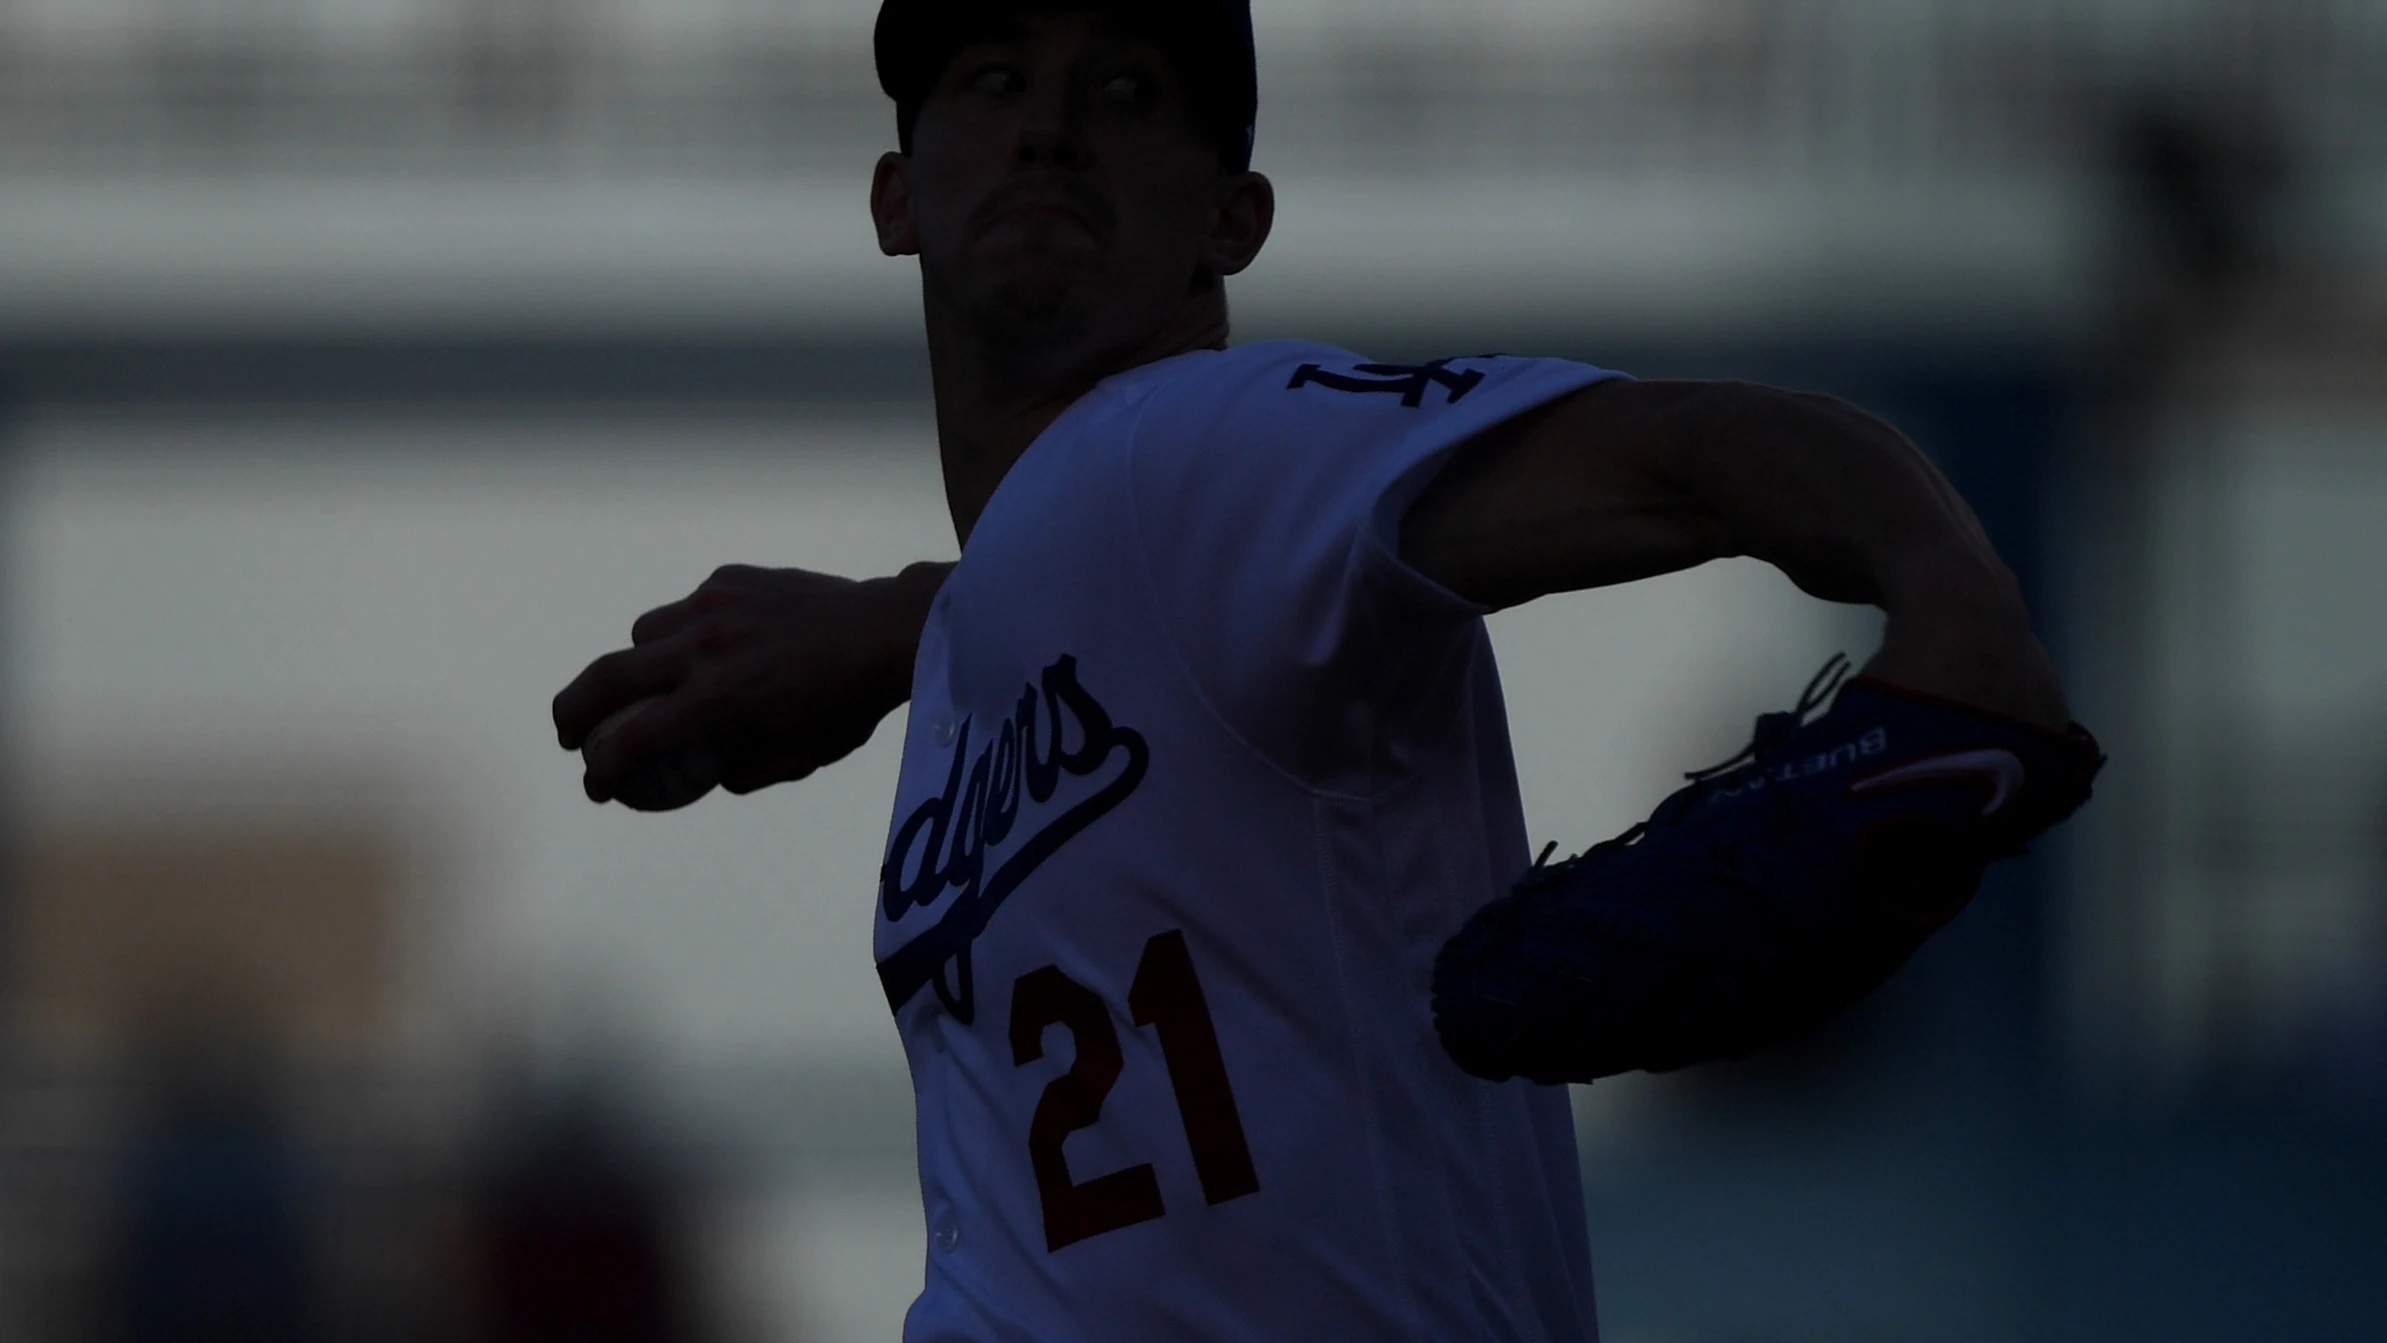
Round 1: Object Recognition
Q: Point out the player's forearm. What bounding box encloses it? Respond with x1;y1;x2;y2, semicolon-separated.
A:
865;560;957;706
1407;378;2065;727
1658;382;2066;728
1631;383;1966;598
1413;380;2006;614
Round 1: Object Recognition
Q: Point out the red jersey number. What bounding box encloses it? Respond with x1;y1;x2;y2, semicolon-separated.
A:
1008;929;1262;1252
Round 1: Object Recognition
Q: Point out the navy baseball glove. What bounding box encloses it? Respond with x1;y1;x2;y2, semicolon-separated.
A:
1432;655;2103;1085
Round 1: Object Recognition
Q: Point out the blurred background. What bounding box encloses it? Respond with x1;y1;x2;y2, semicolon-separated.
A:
1;0;2382;1338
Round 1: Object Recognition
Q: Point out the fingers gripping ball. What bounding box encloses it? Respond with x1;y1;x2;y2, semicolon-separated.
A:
1431;658;2104;1085
585;698;723;812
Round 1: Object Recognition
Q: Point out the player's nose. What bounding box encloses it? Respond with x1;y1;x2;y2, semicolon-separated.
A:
1013;83;1094;171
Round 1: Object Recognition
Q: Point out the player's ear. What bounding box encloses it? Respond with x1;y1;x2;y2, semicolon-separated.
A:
871;152;921;258
1201;170;1274;279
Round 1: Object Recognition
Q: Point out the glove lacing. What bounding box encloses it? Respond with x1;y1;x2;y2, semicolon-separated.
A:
1520;653;1854;892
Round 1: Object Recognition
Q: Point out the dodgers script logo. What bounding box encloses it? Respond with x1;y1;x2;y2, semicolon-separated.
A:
877;655;1148;1023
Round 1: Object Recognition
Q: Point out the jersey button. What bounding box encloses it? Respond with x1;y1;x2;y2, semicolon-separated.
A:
931;1211;960;1253
932;717;957;747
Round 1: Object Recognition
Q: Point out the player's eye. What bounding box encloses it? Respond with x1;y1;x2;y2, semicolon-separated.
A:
968;64;1026;97
1098;73;1150;106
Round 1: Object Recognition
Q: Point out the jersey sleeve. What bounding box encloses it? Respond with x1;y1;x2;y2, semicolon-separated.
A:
1124;342;1627;794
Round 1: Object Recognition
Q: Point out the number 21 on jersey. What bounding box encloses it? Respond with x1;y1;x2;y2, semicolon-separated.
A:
1009;929;1261;1251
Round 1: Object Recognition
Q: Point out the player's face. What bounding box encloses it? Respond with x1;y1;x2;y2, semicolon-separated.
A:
872;12;1268;373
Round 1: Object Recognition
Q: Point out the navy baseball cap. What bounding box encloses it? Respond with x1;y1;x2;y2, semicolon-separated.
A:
874;1;1258;171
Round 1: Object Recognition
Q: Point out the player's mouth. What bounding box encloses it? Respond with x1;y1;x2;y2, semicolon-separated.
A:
968;181;1114;249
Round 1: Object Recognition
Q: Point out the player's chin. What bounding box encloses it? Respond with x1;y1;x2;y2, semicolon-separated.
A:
980;208;1107;256
971;245;1104;306
965;275;1098;350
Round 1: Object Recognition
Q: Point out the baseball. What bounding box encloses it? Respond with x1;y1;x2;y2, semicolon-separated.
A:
585;696;721;812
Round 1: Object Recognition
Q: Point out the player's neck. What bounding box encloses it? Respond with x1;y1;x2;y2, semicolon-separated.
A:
927;294;1230;548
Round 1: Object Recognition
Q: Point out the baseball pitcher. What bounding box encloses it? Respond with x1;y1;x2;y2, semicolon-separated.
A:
554;4;2102;1339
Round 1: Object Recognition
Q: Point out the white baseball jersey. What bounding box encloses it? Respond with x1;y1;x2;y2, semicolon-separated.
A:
875;340;1623;1343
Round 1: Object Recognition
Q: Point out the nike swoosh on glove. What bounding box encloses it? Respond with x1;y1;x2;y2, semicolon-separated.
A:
1431;656;2105;1085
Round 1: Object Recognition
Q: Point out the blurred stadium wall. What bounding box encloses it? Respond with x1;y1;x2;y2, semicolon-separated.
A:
1;2;2383;1340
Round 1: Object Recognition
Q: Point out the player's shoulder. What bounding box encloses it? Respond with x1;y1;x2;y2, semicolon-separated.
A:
1103;339;1351;406
1115;339;1519;395
1113;341;1589;435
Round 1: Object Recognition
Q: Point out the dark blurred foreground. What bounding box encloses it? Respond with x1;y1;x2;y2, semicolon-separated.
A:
7;1026;714;1343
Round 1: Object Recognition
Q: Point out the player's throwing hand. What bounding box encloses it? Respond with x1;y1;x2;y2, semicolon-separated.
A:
553;561;949;809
